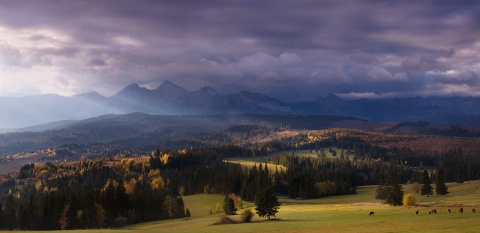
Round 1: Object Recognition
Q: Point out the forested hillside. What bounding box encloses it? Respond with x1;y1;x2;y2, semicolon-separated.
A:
3;114;480;159
0;114;386;156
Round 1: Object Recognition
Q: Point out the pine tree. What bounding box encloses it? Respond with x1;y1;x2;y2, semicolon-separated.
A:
255;186;280;219
175;197;186;218
421;170;433;196
435;169;449;195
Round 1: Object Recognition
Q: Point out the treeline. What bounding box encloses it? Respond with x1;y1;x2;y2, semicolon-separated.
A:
0;158;188;230
262;132;480;184
146;147;353;200
0;147;258;230
146;147;357;201
152;136;480;202
269;154;356;199
149;133;480;202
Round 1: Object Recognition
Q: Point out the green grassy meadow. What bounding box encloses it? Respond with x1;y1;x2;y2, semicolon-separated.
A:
129;181;480;233
224;156;287;173
3;181;477;233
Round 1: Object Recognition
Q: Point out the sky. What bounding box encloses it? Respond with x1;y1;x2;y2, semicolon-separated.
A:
0;0;479;102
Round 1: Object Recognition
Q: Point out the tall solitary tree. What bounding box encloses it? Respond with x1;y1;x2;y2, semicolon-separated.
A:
255;186;280;219
435;169;449;195
421;170;433;196
375;170;404;206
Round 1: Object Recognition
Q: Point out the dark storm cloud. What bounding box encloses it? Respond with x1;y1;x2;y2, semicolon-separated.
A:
0;0;479;100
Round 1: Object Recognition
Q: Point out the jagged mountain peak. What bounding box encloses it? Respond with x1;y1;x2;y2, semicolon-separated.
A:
114;83;149;96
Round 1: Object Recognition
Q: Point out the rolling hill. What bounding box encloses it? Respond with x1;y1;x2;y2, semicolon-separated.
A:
0;114;382;156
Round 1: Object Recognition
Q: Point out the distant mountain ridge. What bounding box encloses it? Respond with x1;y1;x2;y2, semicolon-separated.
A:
1;80;480;128
291;95;480;125
106;80;291;115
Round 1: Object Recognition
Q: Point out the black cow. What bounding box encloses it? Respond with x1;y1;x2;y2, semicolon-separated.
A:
415;210;419;215
369;212;374;216
472;208;476;213
448;209;451;214
460;208;464;213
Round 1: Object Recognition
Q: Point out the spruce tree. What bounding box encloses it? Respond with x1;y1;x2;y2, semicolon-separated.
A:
175;197;186;218
435;169;449;195
223;195;236;215
375;170;403;206
421;170;433;196
255;186;280;219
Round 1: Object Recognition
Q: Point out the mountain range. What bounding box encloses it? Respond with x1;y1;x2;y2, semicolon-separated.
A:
1;80;480;129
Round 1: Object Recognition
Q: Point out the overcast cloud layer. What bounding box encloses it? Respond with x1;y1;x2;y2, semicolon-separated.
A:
0;0;479;101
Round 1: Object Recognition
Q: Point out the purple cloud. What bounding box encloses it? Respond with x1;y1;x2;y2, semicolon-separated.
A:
0;0;479;100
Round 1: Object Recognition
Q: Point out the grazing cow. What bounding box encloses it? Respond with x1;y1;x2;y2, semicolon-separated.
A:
472;208;476;213
460;208;464;213
448;209;451;214
415;210;419;215
369;212;374;216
